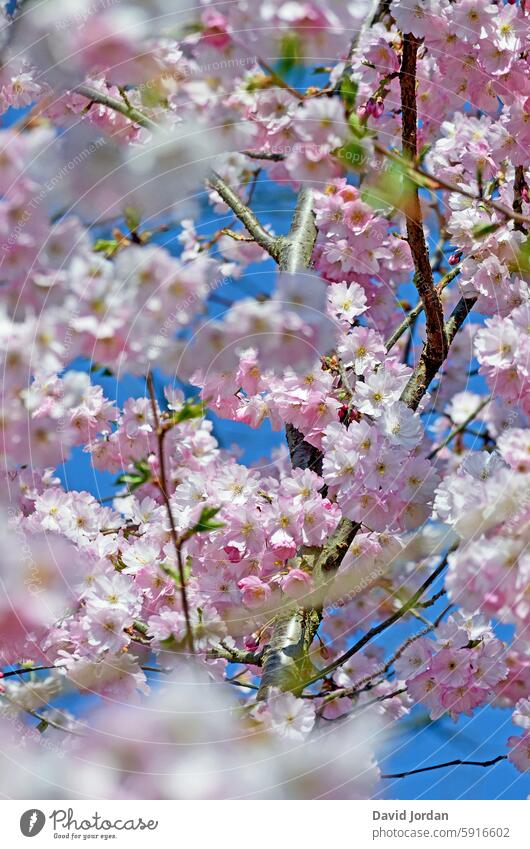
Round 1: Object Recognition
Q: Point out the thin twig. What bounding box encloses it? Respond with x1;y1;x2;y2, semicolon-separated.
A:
146;374;194;654
384;264;461;352
382;754;507;780
207;172;281;260
400;294;477;410
300;551;451;690
427;395;492;459
374;141;530;229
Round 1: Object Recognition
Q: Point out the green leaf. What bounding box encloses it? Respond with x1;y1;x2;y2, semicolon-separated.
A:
188;506;225;536
418;143;432;163
278;33;300;74
347;112;368;139
124;206;141;233
168;398;204;425
160;563;181;584
115;459;151;492
361;161;411;212
93;239;119;254
335;140;367;171
340;76;358;112
514;236;530;274
471;221;501;239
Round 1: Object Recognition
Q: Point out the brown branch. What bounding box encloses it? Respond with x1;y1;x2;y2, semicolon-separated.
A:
241;149;287;162
374;141;530;229
356;602;453;691
400;33;447;366
400;295;477;410
382;754;507;780
385;264;461;352
513;165;528;234
1;665;55;678
285;425;323;473
146;374;194;654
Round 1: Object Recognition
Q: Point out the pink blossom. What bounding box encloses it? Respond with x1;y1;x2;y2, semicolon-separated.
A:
238;576;272;609
281;569;313;600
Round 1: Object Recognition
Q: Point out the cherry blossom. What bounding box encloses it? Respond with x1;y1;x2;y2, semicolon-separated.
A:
0;0;528;803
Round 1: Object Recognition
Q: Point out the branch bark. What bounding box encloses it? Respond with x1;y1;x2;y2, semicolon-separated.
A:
384;264;461;353
207;171;282;260
382;754;506;780
299;549;451;691
513;164;528;234
73;84;159;131
400;33;447;366
400;295;477;410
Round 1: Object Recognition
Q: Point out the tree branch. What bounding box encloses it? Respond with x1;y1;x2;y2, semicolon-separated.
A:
427;395;491;459
285;424;323;473
382;754;507;780
513;165;528;234
384;264;461;353
146;374;194;654
400;295;477;410
72;84;159;131
277;186;318;272
374;141;530;229
400;33;447;366
208;641;263;666
207;171;282;260
299;550;451;691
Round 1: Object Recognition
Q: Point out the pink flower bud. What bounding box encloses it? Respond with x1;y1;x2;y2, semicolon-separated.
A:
201;11;231;48
238;576;271;609
372;98;385;119
281;569;313;600
224;541;246;563
244;633;260;651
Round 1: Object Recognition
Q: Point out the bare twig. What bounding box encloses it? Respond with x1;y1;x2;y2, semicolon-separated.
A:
400;295;477;410
384;264;461;352
374;141;530;229
382;754;507;780
146;374;194;654
300;550;451;691
427;395;492;459
207;171;281;260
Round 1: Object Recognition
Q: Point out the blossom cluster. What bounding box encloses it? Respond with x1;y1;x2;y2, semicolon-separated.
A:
0;0;529;800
